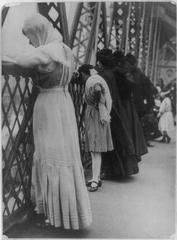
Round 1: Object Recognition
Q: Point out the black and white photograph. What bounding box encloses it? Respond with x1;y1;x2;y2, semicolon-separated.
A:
1;1;176;239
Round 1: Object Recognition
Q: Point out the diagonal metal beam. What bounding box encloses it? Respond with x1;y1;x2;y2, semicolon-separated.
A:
107;2;117;48
2;6;9;26
151;6;160;82
145;3;154;76
84;3;99;63
92;2;102;64
124;2;132;54
57;3;69;45
69;3;83;48
101;2;108;48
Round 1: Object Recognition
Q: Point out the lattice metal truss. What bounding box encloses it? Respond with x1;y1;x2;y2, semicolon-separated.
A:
107;1;159;79
68;82;88;166
38;2;69;45
70;2;96;66
96;3;108;51
2;65;37;221
108;2;129;51
128;2;140;55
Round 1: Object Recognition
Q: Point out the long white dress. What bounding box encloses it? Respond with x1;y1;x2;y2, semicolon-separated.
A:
13;14;92;229
158;97;174;133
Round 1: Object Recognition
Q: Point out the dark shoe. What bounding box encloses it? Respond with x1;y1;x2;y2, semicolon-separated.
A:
35;223;50;228
35;219;50;228
88;181;99;192
159;137;166;143
152;131;162;139
166;136;171;143
147;142;154;147
86;180;102;187
100;172;115;180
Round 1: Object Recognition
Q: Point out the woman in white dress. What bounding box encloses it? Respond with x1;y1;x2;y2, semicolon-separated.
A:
6;13;92;229
158;91;174;143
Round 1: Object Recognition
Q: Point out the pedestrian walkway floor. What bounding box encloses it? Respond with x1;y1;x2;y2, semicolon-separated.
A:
5;131;176;238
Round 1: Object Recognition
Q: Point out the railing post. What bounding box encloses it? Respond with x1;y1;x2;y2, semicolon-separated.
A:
150;4;160;83
138;2;146;69
145;3;155;77
153;21;161;85
2;6;9;26
84;3;99;63
124;2;132;55
69;3;83;48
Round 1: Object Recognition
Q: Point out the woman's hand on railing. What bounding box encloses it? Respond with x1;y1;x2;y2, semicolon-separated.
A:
2;59;35;77
3;54;17;64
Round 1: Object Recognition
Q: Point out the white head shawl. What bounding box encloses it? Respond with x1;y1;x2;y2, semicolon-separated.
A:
22;13;72;68
23;13;63;46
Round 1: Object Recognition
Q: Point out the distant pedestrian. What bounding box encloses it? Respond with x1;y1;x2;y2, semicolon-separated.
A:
158;91;174;143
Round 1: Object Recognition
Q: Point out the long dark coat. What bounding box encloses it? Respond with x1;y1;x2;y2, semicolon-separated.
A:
99;67;147;177
113;67;148;160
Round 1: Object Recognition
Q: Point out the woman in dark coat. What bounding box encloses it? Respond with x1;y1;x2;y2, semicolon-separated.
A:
96;49;147;178
112;50;147;163
125;53;155;147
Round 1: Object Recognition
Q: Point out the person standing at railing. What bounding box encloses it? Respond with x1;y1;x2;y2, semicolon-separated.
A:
96;49;140;178
5;13;92;230
77;64;113;192
125;53;155;148
158;90;174;143
112;50;147;171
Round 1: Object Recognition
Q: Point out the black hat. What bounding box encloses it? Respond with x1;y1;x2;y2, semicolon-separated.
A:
113;50;125;66
125;53;137;65
71;64;94;84
96;48;113;67
78;64;94;75
113;50;124;60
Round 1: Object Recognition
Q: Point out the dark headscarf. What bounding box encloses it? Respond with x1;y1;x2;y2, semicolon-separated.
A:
125;53;138;66
78;64;94;75
71;64;94;84
113;50;125;66
112;50;126;73
96;48;114;68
